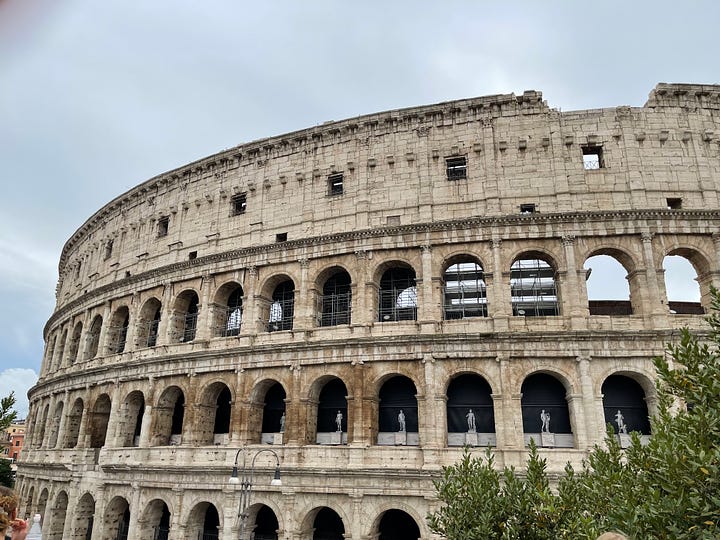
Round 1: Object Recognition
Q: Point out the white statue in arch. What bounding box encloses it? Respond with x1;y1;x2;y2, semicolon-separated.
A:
466;409;476;432
279;412;286;433
398;409;406;432
335;410;343;432
615;410;627;434
540;409;551;433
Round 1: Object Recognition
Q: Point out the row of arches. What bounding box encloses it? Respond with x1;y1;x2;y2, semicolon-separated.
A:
42;247;707;375
29;371;652;453
21;487;423;540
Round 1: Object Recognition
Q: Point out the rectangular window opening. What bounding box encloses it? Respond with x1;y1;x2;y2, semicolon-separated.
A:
104;240;114;261
188;251;198;260
231;193;247;215
446;157;467;180
328;173;344;196
157;216;169;237
667;197;682;210
276;232;288;243
520;203;536;214
582;145;604;170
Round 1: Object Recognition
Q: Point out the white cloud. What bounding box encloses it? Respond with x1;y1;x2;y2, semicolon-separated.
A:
0;368;38;419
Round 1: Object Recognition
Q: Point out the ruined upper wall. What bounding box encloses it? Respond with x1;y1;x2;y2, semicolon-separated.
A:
55;84;720;307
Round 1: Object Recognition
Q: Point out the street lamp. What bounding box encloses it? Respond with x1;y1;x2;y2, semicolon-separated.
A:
228;447;282;539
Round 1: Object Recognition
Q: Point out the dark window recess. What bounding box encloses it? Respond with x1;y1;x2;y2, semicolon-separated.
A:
188;251;198;260
104;240;113;260
276;232;287;242
582;145;604;170
520;203;536;214
446;157;467;180
667;198;682;210
157;216;169;237
231;193;247;215
124;271;131;278
328;173;344;196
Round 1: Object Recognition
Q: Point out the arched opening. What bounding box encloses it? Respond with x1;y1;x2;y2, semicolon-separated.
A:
56;330;67;370
108;306;130;354
63;398;84;448
68;322;82;364
36;488;48;527
90;394;112;449
187;502;221;540
172;290;200;343
195;383;232;445
319;270;352;326
316;378;348;445
268;280;295;332
103;496;130;540
378;376;418;446
378;266;417;322
136;298;162;348
602;375;651;437
85;315;103;360
151;386;185;446
511;256;559;316
521;373;573;447
261;382;286;444
47;401;64;448
35;404;49;448
46;334;57;373
119;391;145;447
376;509;420;540
24;487;34;520
69;492;95;540
46;491;68;540
312;507;345;540
443;259;487;319
252;505;279;540
141;499;171;540
446;374;495;446
585;254;633;315
663;254;704;314
214;284;244;337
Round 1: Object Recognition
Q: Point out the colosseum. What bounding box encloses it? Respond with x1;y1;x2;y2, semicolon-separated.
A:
17;82;720;539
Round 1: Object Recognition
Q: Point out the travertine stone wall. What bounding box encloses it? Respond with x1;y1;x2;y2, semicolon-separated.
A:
18;84;720;540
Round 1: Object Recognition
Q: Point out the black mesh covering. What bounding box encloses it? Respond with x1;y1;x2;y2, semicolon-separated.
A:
262;383;287;433
317;379;348;432
379;376;418;432
602;375;651;434
521;373;571;433
254;505;279;540
378;510;420;540
447;374;495;433
312;507;345;540
213;387;231;434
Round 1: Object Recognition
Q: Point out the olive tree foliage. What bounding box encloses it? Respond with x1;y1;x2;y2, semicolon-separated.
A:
428;293;720;540
0;392;17;432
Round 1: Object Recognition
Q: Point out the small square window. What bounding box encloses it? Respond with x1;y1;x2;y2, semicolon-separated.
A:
188;251;198;260
231;193;247;216
328;173;344;196
446;157;467;180
157;216;169;237
667;198;682;209
520;203;536;214
582;145;604;170
276;232;287;242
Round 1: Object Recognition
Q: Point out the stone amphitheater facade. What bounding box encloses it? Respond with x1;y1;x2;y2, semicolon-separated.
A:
17;83;720;540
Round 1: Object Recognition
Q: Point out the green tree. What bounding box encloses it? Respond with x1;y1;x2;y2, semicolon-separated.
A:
0;459;13;488
428;292;720;539
0;392;17;431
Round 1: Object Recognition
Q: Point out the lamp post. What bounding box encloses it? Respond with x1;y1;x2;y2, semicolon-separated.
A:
228;447;282;540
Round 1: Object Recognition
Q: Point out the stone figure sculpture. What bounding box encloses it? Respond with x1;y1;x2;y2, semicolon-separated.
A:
466;409;476;432
540;409;551;433
615;410;627;434
398;409;406;432
279;412;286;433
336;410;343;432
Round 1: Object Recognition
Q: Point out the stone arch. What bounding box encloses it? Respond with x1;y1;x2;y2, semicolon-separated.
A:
103;495;130;540
68;321;83;364
151;385;185;446
24;485;34;519
69;492;95;540
315;266;353;327
55;328;68;370
244;503;280;540
185;501;222;540
63;397;84;448
84;314;103;360
89;393;112;449
663;246;710;314
107;305;130;354
195;381;233;445
300;505;346;540
171;289;200;343
521;372;573;447
45;333;57;374
510;250;560;316
584;247;638;315
47;400;64;448
441;254;488;319
140;498;172;540
446;372;495;446
311;377;348;445
377;375;418;445
212;280;244;337
118;390;145;447
375;261;418;322
262;276;295;332
46;490;68;540
370;507;422;540
136;297;162;348
256;380;287;444
35;403;49;448
601;373;652;435
36;487;49;527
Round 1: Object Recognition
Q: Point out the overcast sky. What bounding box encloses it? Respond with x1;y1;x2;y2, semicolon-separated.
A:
1;0;717;417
